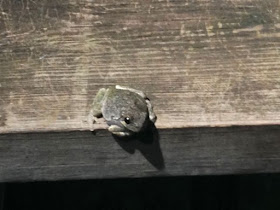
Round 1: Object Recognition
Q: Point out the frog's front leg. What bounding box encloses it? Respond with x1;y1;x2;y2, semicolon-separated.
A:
145;99;157;123
92;88;107;118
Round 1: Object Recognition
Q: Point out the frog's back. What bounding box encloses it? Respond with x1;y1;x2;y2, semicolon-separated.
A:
102;87;148;121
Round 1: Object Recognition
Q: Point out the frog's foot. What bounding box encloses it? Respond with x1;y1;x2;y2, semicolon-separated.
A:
145;99;157;123
111;131;132;137
83;109;95;131
92;88;107;117
108;125;132;137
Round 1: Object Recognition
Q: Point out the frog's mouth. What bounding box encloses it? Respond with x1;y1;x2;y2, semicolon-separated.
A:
107;120;124;129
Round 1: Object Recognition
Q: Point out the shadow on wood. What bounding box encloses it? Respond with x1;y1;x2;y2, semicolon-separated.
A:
113;122;165;170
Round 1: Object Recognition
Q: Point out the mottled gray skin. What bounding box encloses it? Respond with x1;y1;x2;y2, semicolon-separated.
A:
92;85;156;137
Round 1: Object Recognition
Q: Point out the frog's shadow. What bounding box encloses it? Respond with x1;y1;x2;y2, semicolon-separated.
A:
113;122;165;170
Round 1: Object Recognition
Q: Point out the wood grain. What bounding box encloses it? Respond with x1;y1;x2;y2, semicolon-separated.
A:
0;0;280;133
0;126;279;182
0;1;280;181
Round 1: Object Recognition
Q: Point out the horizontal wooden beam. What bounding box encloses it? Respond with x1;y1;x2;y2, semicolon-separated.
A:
0;126;279;182
1;0;280;134
0;0;280;181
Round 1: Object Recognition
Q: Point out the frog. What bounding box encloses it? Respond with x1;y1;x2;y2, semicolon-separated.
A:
92;85;156;137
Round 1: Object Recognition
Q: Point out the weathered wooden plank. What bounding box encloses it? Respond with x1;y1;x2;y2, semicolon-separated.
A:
0;126;279;182
0;0;280;133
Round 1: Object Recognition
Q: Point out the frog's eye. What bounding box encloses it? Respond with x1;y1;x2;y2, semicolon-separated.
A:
124;117;131;124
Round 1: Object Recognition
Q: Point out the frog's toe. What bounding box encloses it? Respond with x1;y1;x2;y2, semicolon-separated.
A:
145;99;157;123
149;114;157;123
108;125;130;136
108;125;123;133
111;131;131;137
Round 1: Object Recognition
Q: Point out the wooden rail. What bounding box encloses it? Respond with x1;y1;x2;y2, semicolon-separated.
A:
0;0;279;181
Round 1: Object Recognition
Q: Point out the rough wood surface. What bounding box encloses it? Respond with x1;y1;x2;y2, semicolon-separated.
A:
0;1;280;181
0;0;280;133
0;126;279;182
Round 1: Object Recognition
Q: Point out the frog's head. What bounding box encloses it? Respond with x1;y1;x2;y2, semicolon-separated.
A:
107;109;148;137
102;87;150;137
